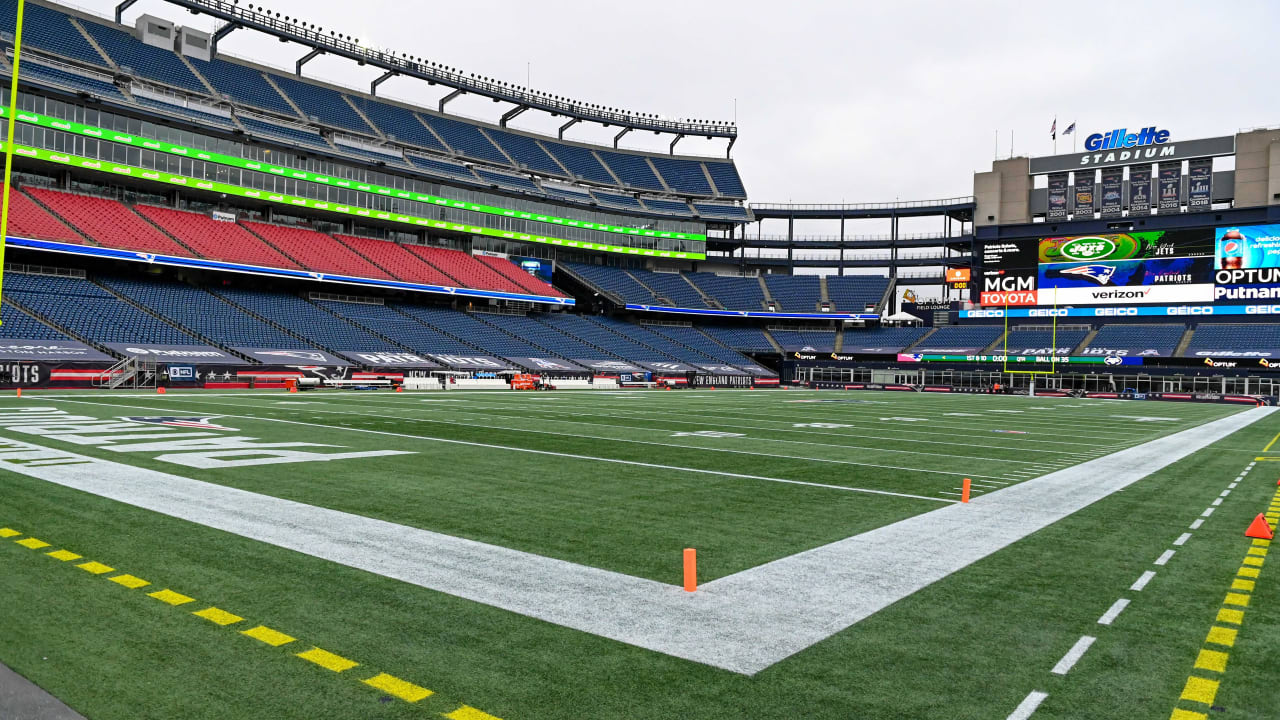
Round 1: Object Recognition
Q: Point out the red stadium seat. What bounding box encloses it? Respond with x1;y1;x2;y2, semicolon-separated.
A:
241;221;391;279
475;255;560;296
403;245;527;294
135;205;300;269
2;187;83;244
25;188;193;256
332;235;457;286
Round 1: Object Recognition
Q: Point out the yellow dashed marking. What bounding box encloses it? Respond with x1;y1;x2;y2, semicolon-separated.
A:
1180;676;1219;705
0;528;21;538
1231;578;1255;592
76;561;114;575
1170;710;1208;720
1216;608;1245;625
362;673;433;702
1247;547;1267;557
1243;556;1265;567
45;550;81;562
1224;592;1250;607
1239;566;1260;578
1193;649;1229;673
15;537;50;549
192;607;243;626
108;574;150;589
444;707;504;720
1251;538;1270;547
296;647;358;673
1206;626;1237;647
148;589;195;606
241;625;296;647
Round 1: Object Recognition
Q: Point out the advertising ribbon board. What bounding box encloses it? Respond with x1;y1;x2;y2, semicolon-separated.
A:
104;343;242;365
231;347;353;366
335;350;441;368
0;340;112;361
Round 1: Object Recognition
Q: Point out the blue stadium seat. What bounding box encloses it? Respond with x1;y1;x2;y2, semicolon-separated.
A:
473;168;542;195
595;150;664;192
840;327;931;354
704;161;746;198
8;61;122;100
640;197;693;216
911;326;1003;354
417;114;510;165
78;21;207;94
7;273;199;345
268;74;374;135
1183;324;1280;358
630;269;708;308
345;97;448;153
591;191;644;211
405;153;481;183
699;326;775;353
649;156;712;195
238;116;333;153
486;130;565;176
1080;324;1184;357
392;306;555;357
186;57;297;116
693;204;749;220
826;276;889;311
480;313;602;358
132;98;236;129
215;289;388;351
763;275;821;312
643;325;757;365
333;302;479;356
0;301;71;340
561;262;656;304
686;273;766;311
537;313;673;362
769;329;835;352
545;144;616;185
0;1;107;67
589;316;714;364
1000;327;1090;355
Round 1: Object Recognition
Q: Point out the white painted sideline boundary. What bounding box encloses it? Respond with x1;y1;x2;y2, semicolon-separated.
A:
0;406;1269;675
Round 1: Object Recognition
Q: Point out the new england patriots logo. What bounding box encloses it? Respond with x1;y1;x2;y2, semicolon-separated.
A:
1058;264;1117;285
122;416;237;431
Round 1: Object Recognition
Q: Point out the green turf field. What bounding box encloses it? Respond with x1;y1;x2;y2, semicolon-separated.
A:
0;389;1277;719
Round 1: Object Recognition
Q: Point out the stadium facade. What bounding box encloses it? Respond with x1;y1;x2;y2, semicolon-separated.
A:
0;0;1277;397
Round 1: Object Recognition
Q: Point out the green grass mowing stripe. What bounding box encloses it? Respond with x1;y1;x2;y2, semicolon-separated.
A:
46;397;1016;485
334;395;1106;457
40;397;966;501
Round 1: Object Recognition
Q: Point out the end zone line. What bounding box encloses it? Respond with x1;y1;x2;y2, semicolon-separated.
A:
45;399;955;504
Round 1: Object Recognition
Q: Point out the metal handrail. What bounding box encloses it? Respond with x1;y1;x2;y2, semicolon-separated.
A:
165;0;736;138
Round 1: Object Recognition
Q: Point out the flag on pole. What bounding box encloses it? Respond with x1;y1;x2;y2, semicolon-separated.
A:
1050;117;1056;141
1063;121;1076;136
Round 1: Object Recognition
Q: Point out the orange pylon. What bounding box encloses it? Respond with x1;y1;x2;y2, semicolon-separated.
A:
683;548;697;592
157;387;166;394
961;478;972;503
1245;513;1275;540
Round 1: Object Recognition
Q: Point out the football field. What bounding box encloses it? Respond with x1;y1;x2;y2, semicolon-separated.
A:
1;389;1278;719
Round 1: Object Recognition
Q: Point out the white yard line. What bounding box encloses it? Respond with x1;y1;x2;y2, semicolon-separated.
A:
1006;691;1049;720
1050;636;1096;675
10;400;1267;675
1097;599;1129;626
1130;571;1156;592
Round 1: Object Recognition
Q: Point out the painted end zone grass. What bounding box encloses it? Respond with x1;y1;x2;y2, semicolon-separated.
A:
0;391;1275;719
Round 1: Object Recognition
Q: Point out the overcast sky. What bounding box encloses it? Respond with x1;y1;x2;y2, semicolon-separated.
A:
64;0;1280;206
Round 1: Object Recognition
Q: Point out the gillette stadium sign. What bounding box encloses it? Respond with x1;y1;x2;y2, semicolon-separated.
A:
1029;130;1234;174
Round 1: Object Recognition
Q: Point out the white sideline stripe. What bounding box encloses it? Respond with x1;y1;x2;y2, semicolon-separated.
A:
1190;519;1205;530
1212;497;1223;506
1201;507;1216;518
1051;636;1096;675
1006;691;1048;720
1130;571;1156;592
1173;533;1192;547
1154;550;1175;566
1221;489;1232;497
14;402;1269;675
48;399;954;504
1097;598;1129;626
1229;483;1238;489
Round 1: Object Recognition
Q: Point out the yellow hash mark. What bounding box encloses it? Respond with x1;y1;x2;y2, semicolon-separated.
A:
1216;608;1245;625
1170;710;1208;720
444;706;504;720
76;561;114;575
1231;578;1256;592
1253;539;1272;547
1206;626;1238;647
148;589;195;606
362;673;433;702
1193;649;1229;673
108;574;150;590
15;537;49;549
241;625;296;647
1224;593;1251;607
1239;566;1260;578
1243;557;1265;567
45;549;81;562
296;647;358;673
1264;431;1280;452
193;607;243;626
0;528;20;537
1180;675;1219;705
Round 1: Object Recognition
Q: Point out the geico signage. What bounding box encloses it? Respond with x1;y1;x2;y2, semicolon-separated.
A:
1084;127;1171;151
965;309;1005;318
1092;307;1139;316
1166;306;1215;315
1028;308;1069;317
1248;305;1280;314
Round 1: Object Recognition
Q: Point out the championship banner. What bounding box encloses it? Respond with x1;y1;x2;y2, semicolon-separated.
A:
1157;162;1182;214
0;340;112;361
104;343;242;365
1100;167;1124;219
1129;166;1152;214
1072;170;1095;219
231;347;353;366
1188;158;1212;211
1046;172;1069;221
